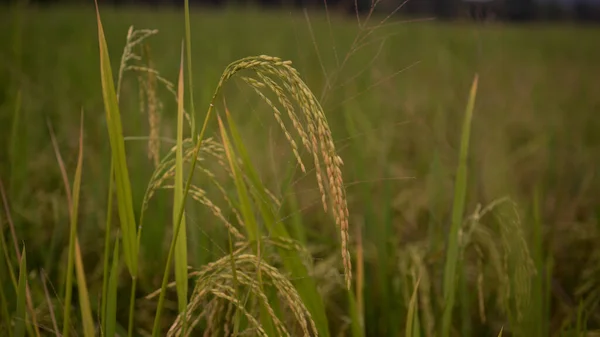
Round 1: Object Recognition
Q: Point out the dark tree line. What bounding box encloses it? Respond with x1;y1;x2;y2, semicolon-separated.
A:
402;0;600;22
5;0;600;22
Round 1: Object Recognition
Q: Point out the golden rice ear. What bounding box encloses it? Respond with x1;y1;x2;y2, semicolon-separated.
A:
217;55;352;289
167;248;318;337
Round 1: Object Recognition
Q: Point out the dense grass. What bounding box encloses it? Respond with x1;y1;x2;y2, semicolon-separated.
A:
1;4;600;336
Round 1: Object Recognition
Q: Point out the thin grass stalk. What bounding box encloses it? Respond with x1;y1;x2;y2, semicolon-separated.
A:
174;43;189;333
106;239;120;337
14;248;26;337
441;74;479;337
127;270;137;337
72;113;94;337
101;161;114;335
40;270;59;335
61;111;85;337
183;0;196;137
0;180;40;337
75;240;95;337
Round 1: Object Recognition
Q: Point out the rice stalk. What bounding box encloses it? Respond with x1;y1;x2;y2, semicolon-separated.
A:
105;238;120;337
97;13;350;334
116;25;159;102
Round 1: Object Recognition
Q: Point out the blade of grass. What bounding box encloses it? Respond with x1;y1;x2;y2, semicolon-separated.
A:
72;112;95;337
94;7;141;334
62;110;85;337
219;114;259;242
14;247;26;337
94;0;138;278
40;270;59;335
100;161;114;334
441;74;479;337
105;239;120;337
183;0;196;137
0;212;17;292
174;43;189;332
75;240;95;337
0;180;40;337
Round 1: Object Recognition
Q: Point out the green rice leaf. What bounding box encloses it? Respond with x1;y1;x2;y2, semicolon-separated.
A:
442;74;479;337
94;0;138;277
105;239;120;337
62;111;85;337
174;44;189;321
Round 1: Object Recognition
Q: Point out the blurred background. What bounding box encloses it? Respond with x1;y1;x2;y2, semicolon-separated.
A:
0;0;599;335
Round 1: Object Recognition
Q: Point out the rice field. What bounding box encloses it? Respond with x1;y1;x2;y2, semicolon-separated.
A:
1;4;600;336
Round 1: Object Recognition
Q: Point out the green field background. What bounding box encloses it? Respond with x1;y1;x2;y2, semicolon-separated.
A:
1;6;600;336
